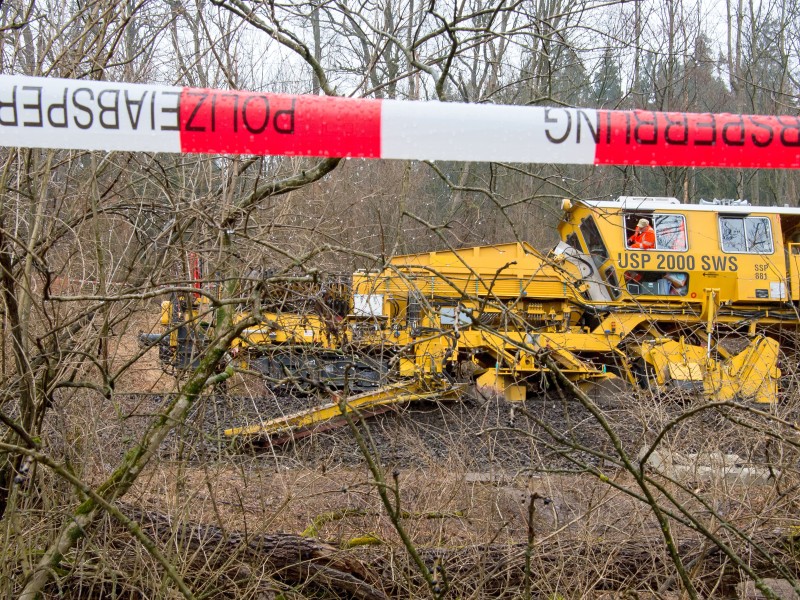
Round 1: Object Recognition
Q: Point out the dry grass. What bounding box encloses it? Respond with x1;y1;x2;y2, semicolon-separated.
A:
3;326;800;599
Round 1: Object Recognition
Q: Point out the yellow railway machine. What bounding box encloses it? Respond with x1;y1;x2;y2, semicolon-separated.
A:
145;196;800;440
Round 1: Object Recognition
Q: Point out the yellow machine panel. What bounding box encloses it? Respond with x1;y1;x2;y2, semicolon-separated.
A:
558;197;796;308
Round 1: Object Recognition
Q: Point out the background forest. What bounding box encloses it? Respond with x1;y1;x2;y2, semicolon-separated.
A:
1;0;799;598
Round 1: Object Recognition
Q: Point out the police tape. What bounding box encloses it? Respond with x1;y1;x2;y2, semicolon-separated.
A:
1;74;799;168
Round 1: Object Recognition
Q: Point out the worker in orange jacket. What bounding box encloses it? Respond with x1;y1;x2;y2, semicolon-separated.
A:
629;218;656;249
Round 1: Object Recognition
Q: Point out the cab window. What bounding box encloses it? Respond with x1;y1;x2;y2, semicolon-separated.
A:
719;216;773;254
654;214;687;251
579;216;608;269
624;213;687;251
625;271;689;296
605;266;621;299
565;232;581;251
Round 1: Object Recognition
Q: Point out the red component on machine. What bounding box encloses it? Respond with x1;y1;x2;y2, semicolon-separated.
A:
188;252;202;297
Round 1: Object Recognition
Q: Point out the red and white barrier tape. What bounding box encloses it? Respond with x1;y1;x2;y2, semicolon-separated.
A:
1;75;799;168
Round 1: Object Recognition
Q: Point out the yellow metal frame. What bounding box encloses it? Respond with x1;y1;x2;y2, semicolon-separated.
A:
224;380;465;440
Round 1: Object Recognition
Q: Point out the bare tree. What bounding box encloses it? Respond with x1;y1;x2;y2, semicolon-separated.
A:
1;1;800;598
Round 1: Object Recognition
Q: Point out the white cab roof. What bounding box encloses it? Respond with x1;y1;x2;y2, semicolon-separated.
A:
579;197;800;215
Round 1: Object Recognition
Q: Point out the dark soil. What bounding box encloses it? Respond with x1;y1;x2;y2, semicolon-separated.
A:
100;372;800;481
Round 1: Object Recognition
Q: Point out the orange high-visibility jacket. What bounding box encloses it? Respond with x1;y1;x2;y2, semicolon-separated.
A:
629;226;656;249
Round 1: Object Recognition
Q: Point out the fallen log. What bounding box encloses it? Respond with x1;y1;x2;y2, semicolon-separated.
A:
118;505;390;600
104;505;798;598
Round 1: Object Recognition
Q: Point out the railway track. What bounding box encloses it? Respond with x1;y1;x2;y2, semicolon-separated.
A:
109;383;783;474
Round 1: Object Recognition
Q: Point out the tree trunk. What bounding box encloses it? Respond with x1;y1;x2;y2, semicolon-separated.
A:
99;505;800;599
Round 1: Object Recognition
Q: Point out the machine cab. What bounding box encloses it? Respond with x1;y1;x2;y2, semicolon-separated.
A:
558;196;800;306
